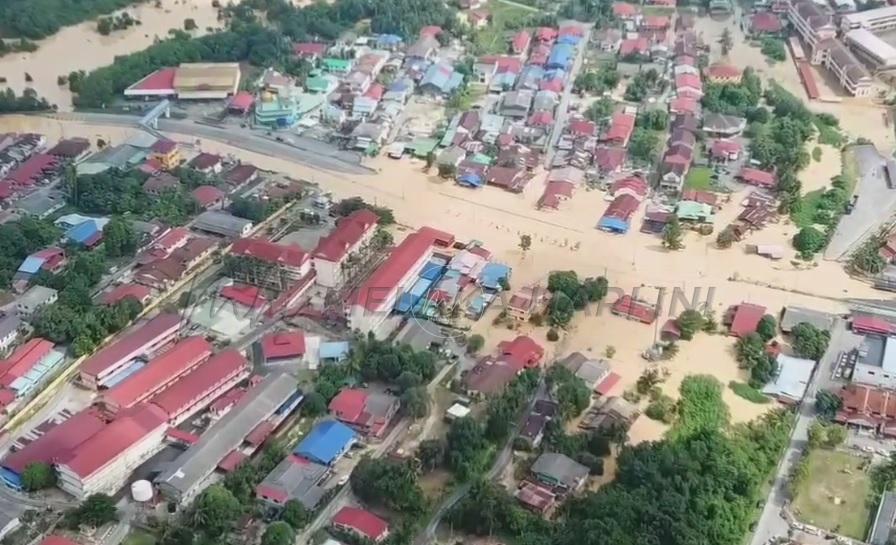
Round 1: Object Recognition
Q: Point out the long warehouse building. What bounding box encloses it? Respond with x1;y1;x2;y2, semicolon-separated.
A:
99;336;213;414
845;28;896;70
149;349;250;425
841;5;896;32
79;313;182;389
155;372;300;503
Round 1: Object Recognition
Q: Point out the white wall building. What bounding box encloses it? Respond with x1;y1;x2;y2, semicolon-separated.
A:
312;209;379;289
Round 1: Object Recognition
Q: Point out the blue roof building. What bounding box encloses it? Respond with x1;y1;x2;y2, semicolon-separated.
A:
597;216;630;234
17;256;45;275
294;420;356;465
479;263;511;291
547;43;574;70
65;219;108;247
319;341;350;362
376;34;403;49
420;63;464;95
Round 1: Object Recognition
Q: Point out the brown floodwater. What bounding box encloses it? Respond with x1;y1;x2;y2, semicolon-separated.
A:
0;0;222;111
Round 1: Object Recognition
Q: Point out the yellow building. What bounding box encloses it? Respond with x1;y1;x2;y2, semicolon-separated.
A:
150;139;181;170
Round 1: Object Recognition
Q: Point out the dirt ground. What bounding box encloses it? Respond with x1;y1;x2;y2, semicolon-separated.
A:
695;11;895;153
0;0;222;110
1;116;875;443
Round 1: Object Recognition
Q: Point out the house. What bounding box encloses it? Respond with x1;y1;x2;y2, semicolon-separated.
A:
642;15;671;30
406;36;439;63
188;153;223;174
594;28;623;53
143;173;180;197
737;167;777;189
229;238;311;291
419;63;463;95
669;96;699;116
437;146;467;169
676;200;714;223
511;30;532;55
46;138;91;162
762;353;816;404
703;113;747;136
538;181;574;210
660;161;687;193
598;194;640;234
331;507;389;543
750;12;784;35
709;139;742;162
547;43;574;70
294;420;356;465
101;283;152;306
498;336;545;368
612;1;640;19
706;63;743;84
15;286;57;318
675;73;703;97
13;247;66;290
835;383;896;432
560;352;611;391
530;452;589;492
224;164;259;189
65;218;108;248
293;42;329;60
191;185;225;209
682;189;719;207
328;389;399;438
611;295;656;323
600;113;636;146
501;90;533;118
619;37;650;58
322;58;352;74
193;211;253;238
568;118;597;138
580;396;639;430
519;399;559;449
256;455;329;512
259;331;305;364
149;139;181;170
312;209;378;288
725;302;767;337
515;480;557;514
594;146;626;175
610;175;649;200
485;166;528;191
506;285;547;321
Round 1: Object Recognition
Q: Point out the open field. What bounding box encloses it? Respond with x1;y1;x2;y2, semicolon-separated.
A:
685;166;713;190
472;1;534;55
792;449;873;540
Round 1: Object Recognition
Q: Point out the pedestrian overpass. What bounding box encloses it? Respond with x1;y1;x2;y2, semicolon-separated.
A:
139;99;170;129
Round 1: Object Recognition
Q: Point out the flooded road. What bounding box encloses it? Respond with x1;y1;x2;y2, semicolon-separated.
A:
0;0;222;110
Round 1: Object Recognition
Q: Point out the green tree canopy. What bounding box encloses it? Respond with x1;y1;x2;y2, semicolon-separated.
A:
21;461;56;491
192;484;240;537
261;521;295;545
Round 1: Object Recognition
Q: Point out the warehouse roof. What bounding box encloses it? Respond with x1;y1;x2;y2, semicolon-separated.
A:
155;373;298;500
101;336;213;411
3;410;106;473
194;211;253;237
149;349;249;417
0;338;54;388
294;420;355;465
80;313;181;378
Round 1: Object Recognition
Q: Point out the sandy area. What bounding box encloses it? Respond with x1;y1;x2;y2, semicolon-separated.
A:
0;115;876;442
0;0;222;110
695;13;894;153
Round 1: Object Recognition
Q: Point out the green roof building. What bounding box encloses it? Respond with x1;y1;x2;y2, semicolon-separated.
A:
322;58;352;74
407;138;439;158
676;200;715;223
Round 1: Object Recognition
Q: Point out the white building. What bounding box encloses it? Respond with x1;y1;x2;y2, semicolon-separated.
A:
853;335;896;389
0;315;21;354
845;28;896;70
55;405;168;499
312;209;379;288
819;38;874;97
841;5;896;33
15;286;57;318
788;0;837;62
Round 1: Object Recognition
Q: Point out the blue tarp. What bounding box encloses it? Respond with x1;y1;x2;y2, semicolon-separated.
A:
396;293;420;314
419;261;444;281
547;43;574;69
17;256;44;275
479;263;511;291
558;34;581;45
409;277;434;297
597;216;630;233
0;468;22;490
319;341;350;361
294;420;356;465
457;174;484;188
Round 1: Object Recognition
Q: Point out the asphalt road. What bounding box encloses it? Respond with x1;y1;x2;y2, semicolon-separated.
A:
544;25;592;168
39;112;373;176
748;318;850;545
414;377;546;545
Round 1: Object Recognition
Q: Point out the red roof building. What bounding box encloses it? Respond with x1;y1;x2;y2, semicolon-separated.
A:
538;181;575;210
675;73;703;94
124;67;177;97
681;189;719;206
737;167;776;188
140;227;191;264
485;166;528;191
0;338;55;395
217;450;248;473
528;111;554;127
619;37;650;57
329;388;399;437
511;31;532;55
230;238;312;291
709;139;742;162
224;164;259;188
595;372;621;395
611;295;657;324
420;25;442;38
2;410;106;476
535;27;558;43
220;284;267;309
260;331;306;361
189;152;223;173
797;61;820;100
600;113;636;146
612;2;640;18
245;420;276;447
669;96;699;115
568;118;597;138
610;175;649;199
852;315;896;335
836;383;896;430
642;15;671;29
497;336;545;370
102;283;153;306
143;172;180;196
515;480;556;513
40;536;81;545
191;185;225;209
726;303;767;337
706;63;743;83
750;12;783;34
3;154;59;188
293;42;329;59
594;146;626;174
528;43;551;65
332;507;390;543
313;209;379;288
78;313;182;389
149;349;249;425
55;404;168;498
228;91;255;114
539;78;564;92
100;336;213;413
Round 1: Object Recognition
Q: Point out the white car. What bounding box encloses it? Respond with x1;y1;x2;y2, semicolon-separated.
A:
337;475;350;486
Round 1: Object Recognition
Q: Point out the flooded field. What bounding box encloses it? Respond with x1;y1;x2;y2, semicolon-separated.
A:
0;0;222;110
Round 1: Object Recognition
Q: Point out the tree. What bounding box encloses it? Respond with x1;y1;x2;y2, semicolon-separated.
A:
350;458;426;515
437;163;457;178
102;215;137;257
401;386;429;418
808;421;847;449
676;309;705;340
519;234;532;255
192;485;240;536
719;28;733;56
445;417;490;480
301;391;327;416
761;38;786;61
548;366;591;420
637;109;668;131
582;276;608;302
584;97;615;123
97;17;112;35
280;500;310;530
466;334;485;354
815;389;843;421
756;315;777;342
159;524;194;545
791;322;831;360
184;18;197;30
662;216;684;250
417;439;445;471
66;493;118;528
716;226;737;249
628;128;659;164
548;292;575;328
793;226;826;258
21;461;56;491
547;270;580;299
262;522;295;545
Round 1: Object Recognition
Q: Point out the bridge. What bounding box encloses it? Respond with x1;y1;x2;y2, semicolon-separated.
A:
138;99;170;129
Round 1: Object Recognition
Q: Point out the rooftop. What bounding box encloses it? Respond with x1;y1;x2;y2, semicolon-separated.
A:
148;349;248;417
80;313;181;378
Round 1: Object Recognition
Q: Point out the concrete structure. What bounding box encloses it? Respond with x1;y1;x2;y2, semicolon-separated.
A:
230;238;312;291
788;0;837;62
55;404;168;498
842;5;896;32
0;315;21;355
845;28;896;70
193;211;253;238
14;285;57;318
79;313;182;389
853;335;896;389
0;338;64;403
819;38;873;97
312;209;379;288
155;373;298;503
347;227;453;337
762;354;816;404
530;452;589;492
780;306;836;333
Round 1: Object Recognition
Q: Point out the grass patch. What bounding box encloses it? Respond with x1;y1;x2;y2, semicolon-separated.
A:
642;5;676;14
791;449;873;540
685;166;713;190
791;188;825;228
123;532;156;545
472;1;532;55
728;381;771;404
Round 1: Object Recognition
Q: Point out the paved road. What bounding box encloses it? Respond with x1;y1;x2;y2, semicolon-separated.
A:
544;24;592;168
748;319;850;545
414;377;546;545
38;112;373;176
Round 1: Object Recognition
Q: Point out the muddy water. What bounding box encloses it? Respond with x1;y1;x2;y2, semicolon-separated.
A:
0;0;222;110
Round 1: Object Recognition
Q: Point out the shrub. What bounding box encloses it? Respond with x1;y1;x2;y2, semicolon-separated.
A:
546;328;559;342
